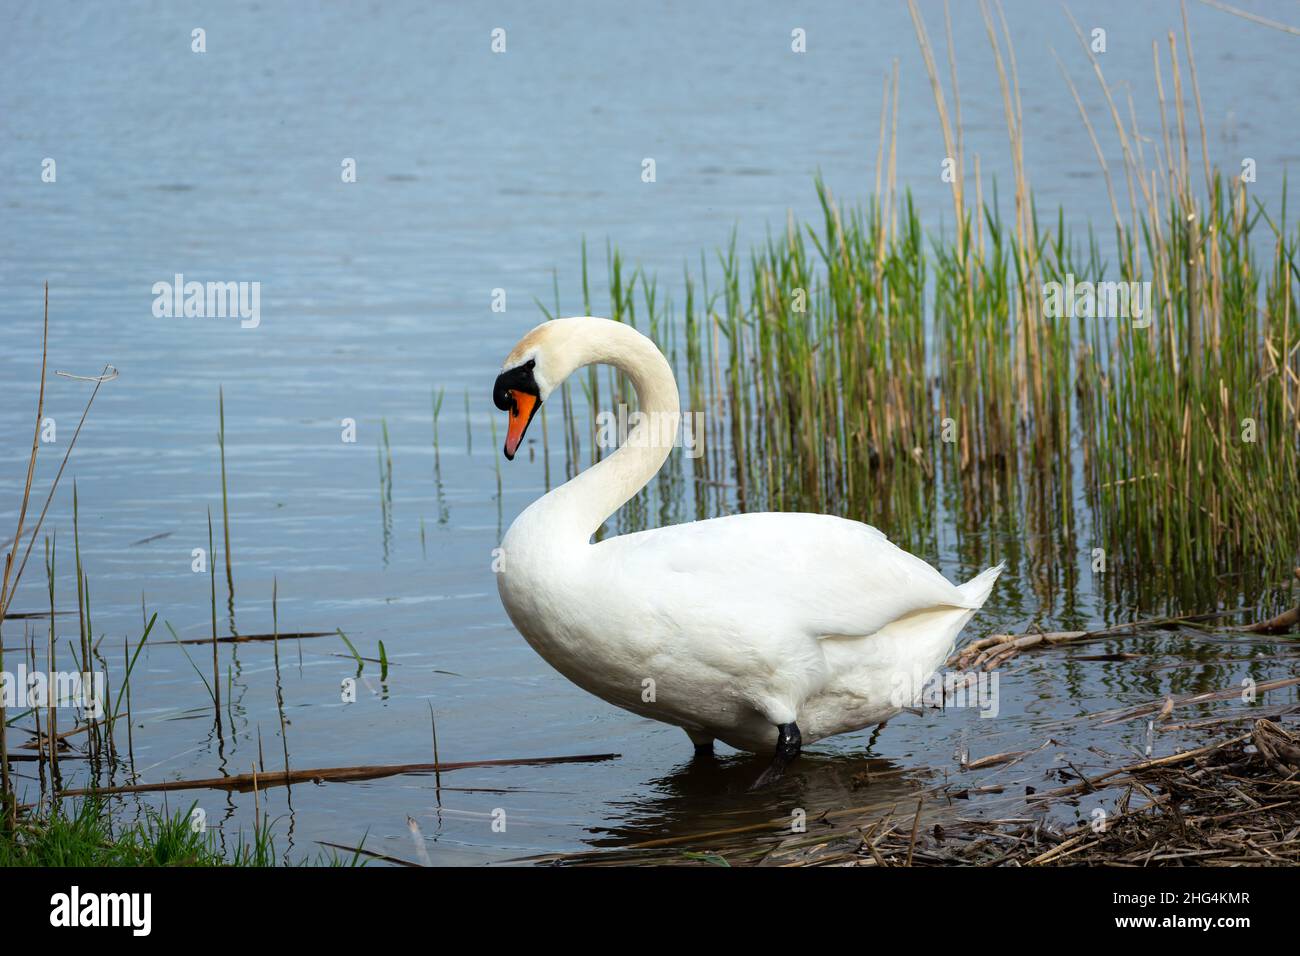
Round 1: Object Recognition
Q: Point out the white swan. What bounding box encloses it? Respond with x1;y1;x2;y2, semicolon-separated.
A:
493;316;1002;786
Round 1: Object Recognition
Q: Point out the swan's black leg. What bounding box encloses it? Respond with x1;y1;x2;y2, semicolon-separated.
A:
685;729;715;759
749;722;801;790
866;720;888;750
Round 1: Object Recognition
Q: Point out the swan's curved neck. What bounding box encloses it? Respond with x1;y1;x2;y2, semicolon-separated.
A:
530;320;680;542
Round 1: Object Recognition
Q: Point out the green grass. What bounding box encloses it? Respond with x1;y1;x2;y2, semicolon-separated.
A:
0;798;363;867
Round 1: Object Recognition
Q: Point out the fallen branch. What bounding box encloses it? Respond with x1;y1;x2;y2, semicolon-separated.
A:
1227;573;1300;634
56;751;619;797
950;575;1300;671
170;630;333;646
1026;733;1252;804
1253;719;1300;774
949;613;1219;671
964;750;1031;771
1092;676;1300;726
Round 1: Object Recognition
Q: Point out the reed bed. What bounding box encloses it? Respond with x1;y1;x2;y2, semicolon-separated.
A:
545;1;1300;616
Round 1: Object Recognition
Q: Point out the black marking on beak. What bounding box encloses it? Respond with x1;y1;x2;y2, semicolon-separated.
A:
493;359;538;412
494;359;542;460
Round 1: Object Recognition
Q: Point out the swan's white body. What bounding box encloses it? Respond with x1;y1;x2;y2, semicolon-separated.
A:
496;317;1001;754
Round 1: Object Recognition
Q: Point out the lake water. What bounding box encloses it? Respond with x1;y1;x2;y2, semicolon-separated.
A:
1;1;1298;864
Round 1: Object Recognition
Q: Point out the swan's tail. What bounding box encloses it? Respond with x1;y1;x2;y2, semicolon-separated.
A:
954;561;1005;609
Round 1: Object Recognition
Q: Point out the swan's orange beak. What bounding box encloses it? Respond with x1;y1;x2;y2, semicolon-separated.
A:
503;391;539;460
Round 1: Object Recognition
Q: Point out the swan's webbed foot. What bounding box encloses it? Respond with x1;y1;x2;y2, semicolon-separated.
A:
749;722;801;790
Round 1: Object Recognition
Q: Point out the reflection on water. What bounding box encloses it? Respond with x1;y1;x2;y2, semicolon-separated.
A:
580;751;919;854
0;1;1298;864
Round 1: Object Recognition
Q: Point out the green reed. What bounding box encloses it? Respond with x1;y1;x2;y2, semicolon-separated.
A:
543;9;1300;617
217;387;235;630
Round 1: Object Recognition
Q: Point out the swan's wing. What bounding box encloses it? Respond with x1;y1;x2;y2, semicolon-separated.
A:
592;512;972;641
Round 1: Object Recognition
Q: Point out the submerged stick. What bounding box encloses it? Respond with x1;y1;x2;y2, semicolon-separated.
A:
170;630;332;646
57;751;620;796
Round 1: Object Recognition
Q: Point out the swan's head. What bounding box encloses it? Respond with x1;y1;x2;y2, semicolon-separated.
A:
493;321;570;460
495;317;656;459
